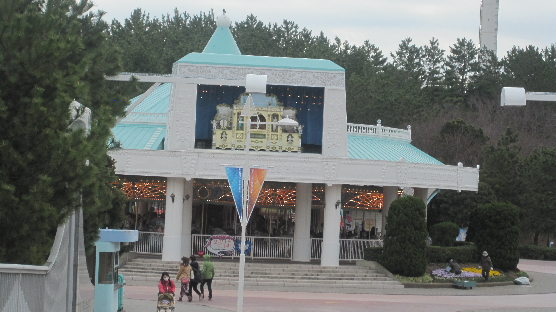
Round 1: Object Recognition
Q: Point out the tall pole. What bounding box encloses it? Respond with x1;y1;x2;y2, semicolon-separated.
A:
237;94;252;312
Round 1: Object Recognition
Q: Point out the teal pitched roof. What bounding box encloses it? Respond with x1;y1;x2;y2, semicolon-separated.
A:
175;53;344;72
127;83;170;113
112;124;165;150
203;26;241;55
348;135;443;165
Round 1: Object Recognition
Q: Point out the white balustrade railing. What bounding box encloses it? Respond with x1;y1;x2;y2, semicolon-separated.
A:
131;233;382;260
311;238;383;260
347;122;411;141
191;234;293;259
130;231;164;254
120;112;167;124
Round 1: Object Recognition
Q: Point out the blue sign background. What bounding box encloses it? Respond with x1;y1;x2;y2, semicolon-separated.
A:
234;240;252;255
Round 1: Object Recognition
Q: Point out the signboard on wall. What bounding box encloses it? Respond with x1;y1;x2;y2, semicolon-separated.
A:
204;235;235;255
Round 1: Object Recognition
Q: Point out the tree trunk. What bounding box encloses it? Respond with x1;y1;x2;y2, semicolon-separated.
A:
533;232;540;246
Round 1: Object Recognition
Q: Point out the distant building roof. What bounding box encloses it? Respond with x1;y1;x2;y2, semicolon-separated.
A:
348;135;443;165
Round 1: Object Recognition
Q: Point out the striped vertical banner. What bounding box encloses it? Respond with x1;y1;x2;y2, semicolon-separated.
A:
225;167;243;221
247;168;268;223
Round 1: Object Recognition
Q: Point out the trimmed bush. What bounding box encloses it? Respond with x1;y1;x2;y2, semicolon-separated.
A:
468;202;520;271
379;196;428;277
430;222;460;247
520;245;556;260
363;247;383;261
364;245;478;264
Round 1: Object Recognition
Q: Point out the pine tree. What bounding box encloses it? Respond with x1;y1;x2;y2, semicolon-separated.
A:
0;0;130;264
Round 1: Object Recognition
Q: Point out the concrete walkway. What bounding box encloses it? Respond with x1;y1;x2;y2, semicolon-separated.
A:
122;259;556;312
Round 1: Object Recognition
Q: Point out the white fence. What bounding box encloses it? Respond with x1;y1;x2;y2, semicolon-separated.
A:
347;122;411;141
132;233;382;261
310;238;383;260
130;231;164;254
192;234;293;259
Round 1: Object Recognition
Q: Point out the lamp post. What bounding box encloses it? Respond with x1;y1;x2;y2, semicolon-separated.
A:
236;75;298;312
500;87;556;106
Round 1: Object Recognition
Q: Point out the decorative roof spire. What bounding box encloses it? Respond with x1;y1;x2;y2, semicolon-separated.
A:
202;10;241;55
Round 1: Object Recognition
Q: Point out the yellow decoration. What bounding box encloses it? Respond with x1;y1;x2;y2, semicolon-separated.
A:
211;94;301;152
462;267;501;276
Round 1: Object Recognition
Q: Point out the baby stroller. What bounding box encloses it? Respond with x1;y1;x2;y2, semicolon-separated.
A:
156;293;175;311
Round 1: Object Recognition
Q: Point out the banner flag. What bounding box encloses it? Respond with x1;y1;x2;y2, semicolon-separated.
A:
247;168;268;223
225;167;243;221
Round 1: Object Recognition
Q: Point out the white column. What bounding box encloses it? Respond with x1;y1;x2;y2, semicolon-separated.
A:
413;187;430;220
413;187;429;203
381;186;398;237
293;183;312;262
322;88;348;157
181;179;194;257
321;184;341;267
162;177;185;261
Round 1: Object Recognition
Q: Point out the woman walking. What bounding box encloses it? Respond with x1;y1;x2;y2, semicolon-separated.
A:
175;257;192;302
189;255;203;300
201;254;215;301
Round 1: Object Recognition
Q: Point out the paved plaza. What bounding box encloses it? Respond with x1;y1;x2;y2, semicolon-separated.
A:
121;259;556;312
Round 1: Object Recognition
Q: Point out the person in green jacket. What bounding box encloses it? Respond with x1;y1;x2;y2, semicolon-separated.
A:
201;254;215;301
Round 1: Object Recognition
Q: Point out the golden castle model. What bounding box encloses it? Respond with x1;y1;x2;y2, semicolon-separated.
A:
211;93;302;152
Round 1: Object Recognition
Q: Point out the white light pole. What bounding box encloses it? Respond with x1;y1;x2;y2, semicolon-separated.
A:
500;87;556;106
236;75;298;312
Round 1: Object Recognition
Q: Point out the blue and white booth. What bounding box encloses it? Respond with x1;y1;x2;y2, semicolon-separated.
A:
94;229;138;312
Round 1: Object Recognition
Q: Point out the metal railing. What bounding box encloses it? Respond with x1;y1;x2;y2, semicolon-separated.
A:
192;234;293;259
131;233;382;260
130;231;164;254
311;238;383;260
347;122;411;141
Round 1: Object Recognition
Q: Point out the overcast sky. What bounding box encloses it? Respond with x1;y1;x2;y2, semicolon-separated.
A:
91;0;555;58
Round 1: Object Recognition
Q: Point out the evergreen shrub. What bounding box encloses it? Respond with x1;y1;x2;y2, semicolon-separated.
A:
520;245;556;260
379;196;428;277
468;203;520;271
363;247;383;261
364;245;478;263
430;222;460;247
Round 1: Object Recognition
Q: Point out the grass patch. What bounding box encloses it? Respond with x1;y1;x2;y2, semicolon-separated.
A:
395;273;433;283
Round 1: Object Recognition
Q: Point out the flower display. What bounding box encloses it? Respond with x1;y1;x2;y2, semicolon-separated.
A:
462;267;501;276
431;269;481;279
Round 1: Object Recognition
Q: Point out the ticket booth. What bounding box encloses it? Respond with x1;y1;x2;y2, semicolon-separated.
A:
94;229;138;312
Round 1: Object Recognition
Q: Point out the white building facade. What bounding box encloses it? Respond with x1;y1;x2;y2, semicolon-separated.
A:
108;13;479;266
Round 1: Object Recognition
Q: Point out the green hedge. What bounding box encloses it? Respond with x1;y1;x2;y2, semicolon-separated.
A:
364;245;478;263
379;196;428;277
429;222;460;247
468;203;520;271
520;245;556;260
364;247;383;261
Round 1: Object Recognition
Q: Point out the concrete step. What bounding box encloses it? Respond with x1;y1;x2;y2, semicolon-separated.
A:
119;257;403;289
